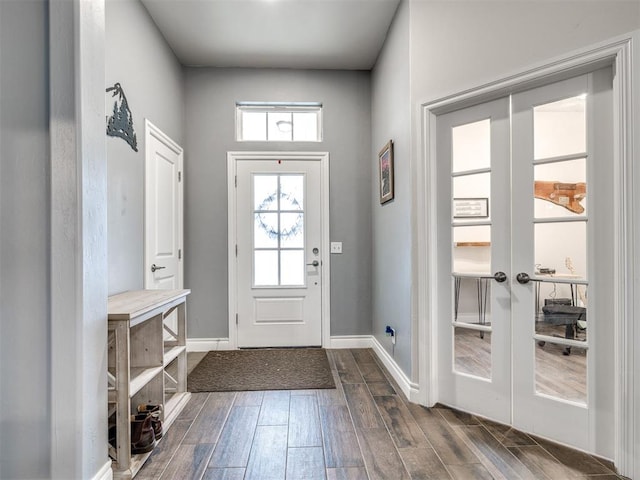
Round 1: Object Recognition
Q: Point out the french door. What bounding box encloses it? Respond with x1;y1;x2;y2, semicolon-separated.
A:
436;68;614;457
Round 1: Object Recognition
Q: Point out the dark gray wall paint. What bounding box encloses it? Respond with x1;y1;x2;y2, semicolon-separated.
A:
0;1;51;477
106;0;184;295
184;68;372;340
371;1;412;376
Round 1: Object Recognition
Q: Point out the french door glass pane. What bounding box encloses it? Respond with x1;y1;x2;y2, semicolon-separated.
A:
535;339;587;405
453;173;491;222
454;327;491;379
534;95;586;160
452;119;491;172
453;276;492;327
534;159;587;218
534;222;586;278
452;225;491;273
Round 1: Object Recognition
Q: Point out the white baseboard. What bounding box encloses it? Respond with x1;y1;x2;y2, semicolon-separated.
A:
187;338;232;352
370;336;420;402
328;335;374;349
92;460;113;480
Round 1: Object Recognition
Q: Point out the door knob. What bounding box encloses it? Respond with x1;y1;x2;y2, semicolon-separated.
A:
493;271;507;283
151;264;166;273
516;272;542;284
306;260;319;267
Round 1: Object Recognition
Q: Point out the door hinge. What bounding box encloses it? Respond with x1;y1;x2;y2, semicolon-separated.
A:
178;249;182;260
235;175;237;187
178;171;182;182
235;244;238;257
236;313;238;325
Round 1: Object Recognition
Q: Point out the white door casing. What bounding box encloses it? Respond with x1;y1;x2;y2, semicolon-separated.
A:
144;119;184;291
228;152;330;349
435;69;613;456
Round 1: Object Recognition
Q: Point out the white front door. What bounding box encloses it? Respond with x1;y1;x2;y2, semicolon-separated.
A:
144;120;184;291
436;68;614;457
234;156;324;347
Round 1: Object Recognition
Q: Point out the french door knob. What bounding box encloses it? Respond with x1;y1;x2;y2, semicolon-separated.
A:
516;272;537;284
493;271;507;283
150;263;166;273
306;260;319;267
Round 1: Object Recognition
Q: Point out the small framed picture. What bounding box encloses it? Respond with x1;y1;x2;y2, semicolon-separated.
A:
379;140;394;204
453;198;489;218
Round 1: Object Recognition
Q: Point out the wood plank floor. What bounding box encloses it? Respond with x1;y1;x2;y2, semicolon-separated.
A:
137;349;624;480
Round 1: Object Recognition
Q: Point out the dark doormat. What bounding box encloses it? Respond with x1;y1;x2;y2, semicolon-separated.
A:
187;348;336;392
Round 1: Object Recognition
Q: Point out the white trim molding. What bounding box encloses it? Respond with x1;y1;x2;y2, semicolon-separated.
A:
92;461;113;480
371;337;420;402
418;32;638;478
187;338;232;352
226;151;331;349
328;335;374;349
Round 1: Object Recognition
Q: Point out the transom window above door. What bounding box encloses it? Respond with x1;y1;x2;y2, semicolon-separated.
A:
236;102;323;142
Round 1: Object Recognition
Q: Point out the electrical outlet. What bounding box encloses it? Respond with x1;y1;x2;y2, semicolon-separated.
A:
330;242;343;254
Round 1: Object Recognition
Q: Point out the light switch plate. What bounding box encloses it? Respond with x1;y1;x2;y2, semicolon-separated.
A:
330;242;343;254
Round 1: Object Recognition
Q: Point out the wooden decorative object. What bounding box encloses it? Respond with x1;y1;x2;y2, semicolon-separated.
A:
534;181;586;214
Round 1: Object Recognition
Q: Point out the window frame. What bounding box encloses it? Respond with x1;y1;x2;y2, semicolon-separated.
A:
236;102;323;142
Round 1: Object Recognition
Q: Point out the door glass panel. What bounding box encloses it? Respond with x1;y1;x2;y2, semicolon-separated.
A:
280;175;304;210
453;173;491;222
454;327;491;379
534;95;586;160
534;222;586;278
279;213;304;249
254;250;278;286
534;159;587;218
535;285;587;341
453;225;491;273
254;175;278;210
452;119;491;172
280;250;304;286
453;276;492;327
254;213;278;248
253;173;306;287
535;339;587;405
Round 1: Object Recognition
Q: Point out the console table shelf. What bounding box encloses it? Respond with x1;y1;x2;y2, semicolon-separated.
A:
108;289;191;479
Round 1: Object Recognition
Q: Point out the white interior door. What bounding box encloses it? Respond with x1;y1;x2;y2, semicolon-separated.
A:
144;120;184;292
436;68;614;457
436;97;512;424
235;157;323;348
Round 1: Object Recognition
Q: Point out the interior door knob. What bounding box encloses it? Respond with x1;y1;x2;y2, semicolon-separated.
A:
493;271;507;283
306;260;319;267
151;263;166;273
516;272;531;284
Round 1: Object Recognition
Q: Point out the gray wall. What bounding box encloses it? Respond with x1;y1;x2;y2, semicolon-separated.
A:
184;68;372;339
0;1;51;477
371;1;412;375
106;0;184;295
410;1;640;106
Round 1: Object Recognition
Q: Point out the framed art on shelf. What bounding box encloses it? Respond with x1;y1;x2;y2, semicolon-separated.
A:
379;140;394;204
453;197;489;218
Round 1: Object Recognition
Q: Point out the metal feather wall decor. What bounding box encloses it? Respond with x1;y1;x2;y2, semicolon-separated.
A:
106;83;138;152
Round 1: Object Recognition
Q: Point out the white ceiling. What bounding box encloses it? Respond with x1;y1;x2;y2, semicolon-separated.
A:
140;0;401;70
